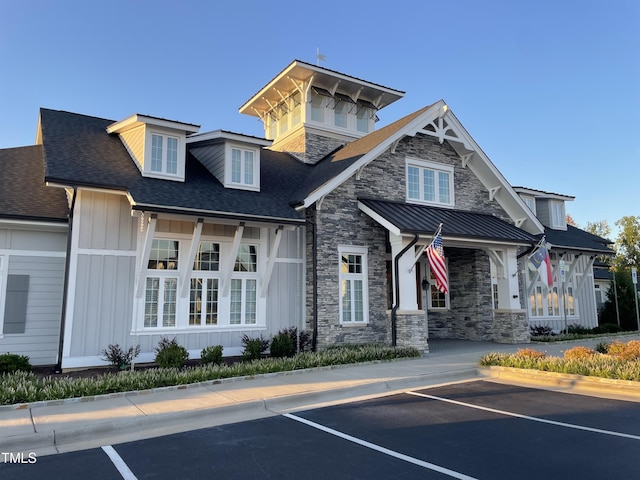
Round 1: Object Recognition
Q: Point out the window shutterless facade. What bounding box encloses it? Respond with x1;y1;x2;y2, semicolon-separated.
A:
406;159;454;207
141;236;263;331
226;144;260;191
427;264;449;310
338;246;368;324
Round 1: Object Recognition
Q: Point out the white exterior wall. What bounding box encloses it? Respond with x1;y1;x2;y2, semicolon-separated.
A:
0;223;67;365
525;252;599;331
62;190;305;368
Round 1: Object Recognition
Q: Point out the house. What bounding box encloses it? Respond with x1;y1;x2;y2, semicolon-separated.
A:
512;187;614;331
0;60;612;368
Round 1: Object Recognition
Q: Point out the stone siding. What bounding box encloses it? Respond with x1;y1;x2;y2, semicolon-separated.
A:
493;310;530;343
393;311;429;353
271;130;346;165
305;131;522;348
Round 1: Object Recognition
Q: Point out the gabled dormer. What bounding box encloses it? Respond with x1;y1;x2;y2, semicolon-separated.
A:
513;187;574;230
187;130;271;192
107;114;200;182
239;60;404;164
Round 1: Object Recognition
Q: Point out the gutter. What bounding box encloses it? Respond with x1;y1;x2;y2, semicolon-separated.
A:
55;186;77;373
306;214;318;351
391;233;419;347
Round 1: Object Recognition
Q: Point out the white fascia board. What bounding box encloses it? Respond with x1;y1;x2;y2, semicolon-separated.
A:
442;110;544;235
131;202;304;225
303;102;446;208
107;114;200;135
357;201;401;236
512;186;575;201
187;129;272;147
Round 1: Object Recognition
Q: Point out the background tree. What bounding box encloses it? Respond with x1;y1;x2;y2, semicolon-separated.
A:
599;269;639;331
566;214;577;227
613;216;640;271
585;219;611;240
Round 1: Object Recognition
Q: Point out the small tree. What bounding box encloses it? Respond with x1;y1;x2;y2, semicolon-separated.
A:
600;269;639;331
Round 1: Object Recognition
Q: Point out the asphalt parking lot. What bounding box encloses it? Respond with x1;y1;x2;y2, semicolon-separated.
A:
2;380;639;479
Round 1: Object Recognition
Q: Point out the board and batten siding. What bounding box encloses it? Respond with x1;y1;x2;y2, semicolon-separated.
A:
0;225;67;366
63;190;138;366
63;190;306;367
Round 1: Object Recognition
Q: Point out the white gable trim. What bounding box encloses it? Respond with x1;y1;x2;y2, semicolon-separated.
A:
303;102;544;235
303;102;448;208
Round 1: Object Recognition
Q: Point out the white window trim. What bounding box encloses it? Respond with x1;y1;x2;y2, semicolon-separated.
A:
224;143;260;191
522;195;536;215
137;233;266;333
143;128;186;181
405;158;455;207
338;245;369;324
550;201;565;229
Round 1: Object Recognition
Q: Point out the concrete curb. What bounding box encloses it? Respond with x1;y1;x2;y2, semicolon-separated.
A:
0;368;480;454
479;366;640;401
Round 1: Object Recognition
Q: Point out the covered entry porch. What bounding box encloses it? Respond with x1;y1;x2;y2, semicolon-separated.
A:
359;198;538;351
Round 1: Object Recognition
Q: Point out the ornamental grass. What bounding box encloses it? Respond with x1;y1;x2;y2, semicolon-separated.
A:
0;344;420;406
479;340;640;382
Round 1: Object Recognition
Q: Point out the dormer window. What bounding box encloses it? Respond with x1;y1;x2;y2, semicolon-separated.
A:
550;201;565;228
521;195;536;215
151;133;179;175
231;147;256;187
106;114;200;182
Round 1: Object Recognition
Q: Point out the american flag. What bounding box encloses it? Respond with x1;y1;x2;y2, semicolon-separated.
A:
426;228;448;294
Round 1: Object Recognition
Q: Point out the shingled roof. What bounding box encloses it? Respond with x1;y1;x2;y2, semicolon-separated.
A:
39;109;309;224
543;225;613;255
0;145;68;222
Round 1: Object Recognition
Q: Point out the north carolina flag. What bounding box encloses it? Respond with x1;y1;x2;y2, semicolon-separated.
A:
529;240;553;287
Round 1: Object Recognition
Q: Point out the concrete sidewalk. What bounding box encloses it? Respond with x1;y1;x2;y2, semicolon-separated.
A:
1;335;639;456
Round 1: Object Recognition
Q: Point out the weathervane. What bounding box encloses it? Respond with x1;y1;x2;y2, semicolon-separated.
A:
316;48;326;66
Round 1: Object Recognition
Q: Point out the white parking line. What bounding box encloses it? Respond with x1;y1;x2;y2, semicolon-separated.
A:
101;445;138;480
407;391;640;441
284;413;478;480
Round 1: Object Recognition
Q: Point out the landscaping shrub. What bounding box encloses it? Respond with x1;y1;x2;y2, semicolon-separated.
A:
595;341;610;354
530;325;554;337
241;334;269;361
516;348;546;359
201;345;223;366
0;344;421;405
0;353;31;374
270;332;295;358
563;346;596;361
606;340;640;361
567;324;591;335
276;327;311;353
155;338;189;368
101;344;140;370
593;323;622;334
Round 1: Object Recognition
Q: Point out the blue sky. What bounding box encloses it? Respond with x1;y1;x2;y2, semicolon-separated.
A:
1;0;638;238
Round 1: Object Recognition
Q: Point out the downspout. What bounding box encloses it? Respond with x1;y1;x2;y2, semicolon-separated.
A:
391;233;419;347
55;186;77;373
306;215;318;352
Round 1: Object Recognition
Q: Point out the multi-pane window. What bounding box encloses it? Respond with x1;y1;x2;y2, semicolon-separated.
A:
144;239;179;328
310;93;325;122
230;244;258;325
190;242;220;326
530;286;544;317
406;161;454;206
356;106;371;133
339;247;368;323
189;278;218;326
150;134;180;176
529;284;577;318
428;267;449;309
231;147;256;187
